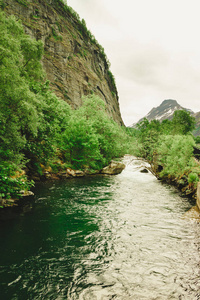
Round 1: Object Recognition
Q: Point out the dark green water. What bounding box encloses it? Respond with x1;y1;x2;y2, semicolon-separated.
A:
0;156;200;299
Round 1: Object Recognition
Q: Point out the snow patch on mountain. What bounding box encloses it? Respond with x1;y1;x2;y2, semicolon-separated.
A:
130;99;194;127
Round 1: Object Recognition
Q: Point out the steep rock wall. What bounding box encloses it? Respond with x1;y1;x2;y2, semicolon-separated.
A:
3;0;124;125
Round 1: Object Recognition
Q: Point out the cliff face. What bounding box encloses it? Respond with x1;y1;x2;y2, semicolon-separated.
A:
4;0;124;125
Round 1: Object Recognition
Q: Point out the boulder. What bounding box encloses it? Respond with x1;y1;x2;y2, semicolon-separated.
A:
59;172;71;179
67;168;76;177
20;190;34;196
101;161;125;175
66;168;85;177
74;170;85;177
140;168;149;173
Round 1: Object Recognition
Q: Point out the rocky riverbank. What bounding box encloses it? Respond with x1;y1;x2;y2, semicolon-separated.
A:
0;160;125;208
148;153;199;201
34;160;126;181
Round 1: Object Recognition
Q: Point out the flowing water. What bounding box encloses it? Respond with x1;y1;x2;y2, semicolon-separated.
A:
0;156;200;299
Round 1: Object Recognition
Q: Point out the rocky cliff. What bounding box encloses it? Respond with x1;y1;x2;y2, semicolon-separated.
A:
3;0;124;125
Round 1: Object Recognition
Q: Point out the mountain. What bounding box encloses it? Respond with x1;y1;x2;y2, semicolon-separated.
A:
132;99;193;126
4;0;124;125
130;99;200;136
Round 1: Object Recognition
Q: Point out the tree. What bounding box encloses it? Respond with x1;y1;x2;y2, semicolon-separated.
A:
0;13;130;199
0;13;72;197
136;118;161;161
0;13;44;157
171;110;196;135
60;95;128;170
160;119;172;135
157;135;195;177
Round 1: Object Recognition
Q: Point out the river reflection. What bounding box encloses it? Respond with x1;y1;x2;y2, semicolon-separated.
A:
0;156;200;299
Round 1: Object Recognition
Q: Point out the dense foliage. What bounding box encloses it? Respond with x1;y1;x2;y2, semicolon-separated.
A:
128;111;200;197
0;13;127;201
1;11;199;203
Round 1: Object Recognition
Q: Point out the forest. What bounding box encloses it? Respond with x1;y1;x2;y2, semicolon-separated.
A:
0;12;129;202
0;12;200;204
129;110;199;198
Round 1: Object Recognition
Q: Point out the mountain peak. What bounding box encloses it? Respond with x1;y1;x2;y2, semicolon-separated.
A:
161;99;178;106
131;99;193;127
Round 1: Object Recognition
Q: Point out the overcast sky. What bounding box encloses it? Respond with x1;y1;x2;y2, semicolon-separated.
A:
67;0;200;126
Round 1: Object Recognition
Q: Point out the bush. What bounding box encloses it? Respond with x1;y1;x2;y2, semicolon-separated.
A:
60;95;128;170
0;13;129;203
188;172;199;185
157;135;195;178
0;161;34;199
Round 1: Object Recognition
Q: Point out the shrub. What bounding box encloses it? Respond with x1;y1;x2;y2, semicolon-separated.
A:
157;135;195;178
188;172;199;185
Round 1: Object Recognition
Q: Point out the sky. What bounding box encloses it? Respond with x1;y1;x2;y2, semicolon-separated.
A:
67;0;200;126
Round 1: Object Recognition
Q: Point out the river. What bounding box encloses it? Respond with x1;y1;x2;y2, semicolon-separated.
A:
0;156;200;299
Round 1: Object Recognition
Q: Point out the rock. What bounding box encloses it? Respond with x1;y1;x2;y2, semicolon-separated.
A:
5;0;124;126
101;161;125;175
66;169;85;177
140;168;149;173
74;170;85;177
20;190;34;196
50;174;60;180
6;199;15;203
44;171;52;179
59;172;71;179
66;168;76;177
182;206;200;221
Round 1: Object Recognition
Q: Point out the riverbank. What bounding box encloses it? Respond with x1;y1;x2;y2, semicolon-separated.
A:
0;160;125;208
1;155;199;299
149;153;200;200
125;155;197;200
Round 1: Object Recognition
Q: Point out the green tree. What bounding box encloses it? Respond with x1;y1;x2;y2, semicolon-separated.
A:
0;13;72;197
60;95;128;170
0;13;45;156
136;118;161;161
0;13;129;201
157;135;195;178
79;95;127;165
171;110;196;135
61;115;101;169
160;119;172;134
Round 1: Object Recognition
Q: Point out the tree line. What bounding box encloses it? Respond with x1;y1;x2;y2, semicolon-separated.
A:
0;12;199;202
0;13;128;201
127;110;200;197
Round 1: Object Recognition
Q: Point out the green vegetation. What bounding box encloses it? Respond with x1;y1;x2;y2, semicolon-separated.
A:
1;8;199;204
58;95;127;171
127;110;199;197
0;13;128;202
0;0;6;9
51;26;63;41
133;110;196;162
15;0;28;7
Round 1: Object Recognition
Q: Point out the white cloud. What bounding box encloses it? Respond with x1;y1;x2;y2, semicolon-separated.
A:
67;0;200;125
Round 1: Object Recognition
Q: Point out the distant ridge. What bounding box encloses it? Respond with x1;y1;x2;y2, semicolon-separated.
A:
130;99;193;127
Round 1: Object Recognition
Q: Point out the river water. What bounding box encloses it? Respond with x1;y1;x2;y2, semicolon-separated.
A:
0;156;200;299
